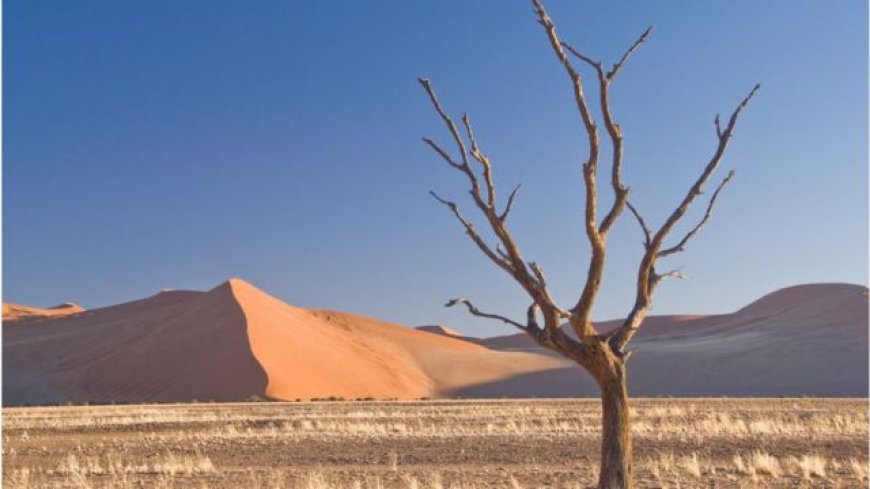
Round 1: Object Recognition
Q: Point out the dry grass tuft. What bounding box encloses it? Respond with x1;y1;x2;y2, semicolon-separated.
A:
733;453;751;475
796;454;827;479
748;450;782;478
678;453;702;478
850;457;868;481
5;468;31;489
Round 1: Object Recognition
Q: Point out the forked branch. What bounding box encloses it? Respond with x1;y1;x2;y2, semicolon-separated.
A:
461;115;497;208
607;26;653;80
499;184;522;222
609;85;760;352
420;78;565;324
625;201;652;249
658;170;735;258
540;1;653;341
429;191;514;276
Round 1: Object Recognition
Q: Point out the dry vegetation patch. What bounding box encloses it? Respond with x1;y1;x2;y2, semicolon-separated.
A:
3;399;866;488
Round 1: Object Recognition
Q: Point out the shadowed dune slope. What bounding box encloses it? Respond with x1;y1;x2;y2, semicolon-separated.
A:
460;283;869;397
3;279;564;405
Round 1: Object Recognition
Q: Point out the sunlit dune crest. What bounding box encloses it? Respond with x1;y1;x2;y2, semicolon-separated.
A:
2;302;86;322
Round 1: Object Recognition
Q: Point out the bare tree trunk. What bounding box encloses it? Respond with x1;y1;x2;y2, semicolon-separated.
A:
597;364;631;489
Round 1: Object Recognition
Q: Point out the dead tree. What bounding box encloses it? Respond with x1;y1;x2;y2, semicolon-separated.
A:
418;1;759;488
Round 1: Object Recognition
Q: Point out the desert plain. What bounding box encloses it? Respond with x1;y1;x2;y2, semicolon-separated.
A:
3;398;867;488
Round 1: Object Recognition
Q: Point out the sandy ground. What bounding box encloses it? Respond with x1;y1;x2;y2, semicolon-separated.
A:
3;398;866;488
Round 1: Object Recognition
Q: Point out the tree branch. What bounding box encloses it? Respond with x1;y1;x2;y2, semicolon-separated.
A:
532;0;601;247
595;28;653;236
561;42;604;75
446;298;528;332
608;84;760;352
658;170;735;258
461;114;497;208
418;78;485;203
607;26;653;80
446;298;586;364
563;38;627;240
429;191;514;275
495;244;511;262
421;78;567;322
499;184;522;222
418;79;470;167
648;84;757;254
534;0;607;343
532;1;600;165
422;137;462;170
562;27;653;238
558;27;655;340
625;201;652;249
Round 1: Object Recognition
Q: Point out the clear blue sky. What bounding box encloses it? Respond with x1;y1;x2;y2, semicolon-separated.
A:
5;1;867;337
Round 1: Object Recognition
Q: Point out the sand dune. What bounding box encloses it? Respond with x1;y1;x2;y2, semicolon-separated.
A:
462;283;868;397
232;279;564;400
415;325;466;338
4;281;865;405
3;279;563;405
4;284;266;404
2;302;85;322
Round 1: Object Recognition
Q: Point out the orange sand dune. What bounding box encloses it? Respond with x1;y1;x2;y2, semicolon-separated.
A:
3;302;85;322
3;279;564;405
4;285;265;404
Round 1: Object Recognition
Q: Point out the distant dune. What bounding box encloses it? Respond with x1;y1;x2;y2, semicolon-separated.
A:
415;325;467;338
3;302;85;322
3;281;866;405
460;283;869;398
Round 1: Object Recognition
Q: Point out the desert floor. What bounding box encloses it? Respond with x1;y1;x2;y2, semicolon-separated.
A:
3;399;867;488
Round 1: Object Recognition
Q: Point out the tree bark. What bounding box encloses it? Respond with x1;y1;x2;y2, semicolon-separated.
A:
597;364;632;489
